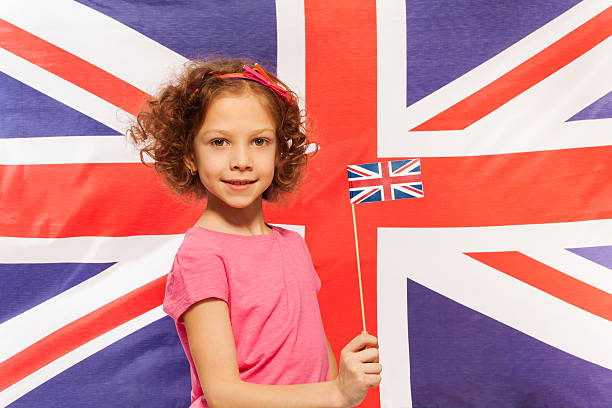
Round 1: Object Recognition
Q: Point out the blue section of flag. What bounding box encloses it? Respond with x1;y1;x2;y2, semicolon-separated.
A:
0;72;119;139
394;187;419;200
405;0;580;106
361;190;382;203
566;245;612;270
390;159;410;173
347;169;362;179
567;91;612;121
75;0;278;67
347;162;379;179
9;316;190;408
406;279;612;407
0;262;115;324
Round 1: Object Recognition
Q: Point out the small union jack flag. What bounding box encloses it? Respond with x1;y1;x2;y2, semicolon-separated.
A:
347;159;424;204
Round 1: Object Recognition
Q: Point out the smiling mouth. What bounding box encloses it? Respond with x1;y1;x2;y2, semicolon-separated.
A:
223;180;256;185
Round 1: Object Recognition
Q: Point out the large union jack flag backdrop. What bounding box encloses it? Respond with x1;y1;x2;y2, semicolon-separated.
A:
1;0;612;407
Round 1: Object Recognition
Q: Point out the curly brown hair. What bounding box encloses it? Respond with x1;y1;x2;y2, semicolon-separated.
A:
126;57;318;204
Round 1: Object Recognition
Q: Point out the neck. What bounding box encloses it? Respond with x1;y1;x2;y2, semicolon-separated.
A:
196;194;271;235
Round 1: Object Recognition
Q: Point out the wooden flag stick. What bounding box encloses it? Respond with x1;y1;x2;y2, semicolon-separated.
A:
351;202;367;333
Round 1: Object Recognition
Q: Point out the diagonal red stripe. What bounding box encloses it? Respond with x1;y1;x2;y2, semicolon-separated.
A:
412;6;612;131
0;276;167;391
0;18;150;116
464;250;612;321
394;159;418;174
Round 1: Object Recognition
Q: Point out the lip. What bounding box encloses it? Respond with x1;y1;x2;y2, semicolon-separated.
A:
223;180;256;191
223;179;256;183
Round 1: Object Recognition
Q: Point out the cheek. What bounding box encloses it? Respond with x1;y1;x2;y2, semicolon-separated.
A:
264;153;278;175
196;154;222;174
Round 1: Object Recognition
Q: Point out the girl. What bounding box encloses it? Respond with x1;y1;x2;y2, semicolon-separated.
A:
128;58;381;408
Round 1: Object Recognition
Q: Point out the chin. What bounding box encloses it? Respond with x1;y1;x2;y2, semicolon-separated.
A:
223;196;258;209
227;201;253;209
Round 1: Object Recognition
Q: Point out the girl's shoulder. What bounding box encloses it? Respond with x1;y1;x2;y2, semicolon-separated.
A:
177;226;226;256
178;224;304;255
268;224;304;242
273;226;309;253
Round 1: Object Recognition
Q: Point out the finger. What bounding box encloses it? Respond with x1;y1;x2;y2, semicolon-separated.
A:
362;342;379;351
346;333;375;352
347;333;377;352
367;374;382;388
363;332;378;345
363;362;383;374
355;347;379;362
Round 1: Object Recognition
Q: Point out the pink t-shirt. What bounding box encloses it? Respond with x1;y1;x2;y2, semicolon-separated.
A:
162;224;330;408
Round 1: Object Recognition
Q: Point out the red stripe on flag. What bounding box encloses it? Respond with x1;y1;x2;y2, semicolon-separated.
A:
0;276;167;391
464;251;612;322
412;6;612;131
2;146;611;237
0;163;201;237
302;1;380;405
0;19;150;116
342;145;612;228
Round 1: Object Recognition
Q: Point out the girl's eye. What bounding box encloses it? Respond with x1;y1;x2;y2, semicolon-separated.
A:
210;138;268;147
211;139;227;147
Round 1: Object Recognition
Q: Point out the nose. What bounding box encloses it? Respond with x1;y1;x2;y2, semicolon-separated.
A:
230;144;252;170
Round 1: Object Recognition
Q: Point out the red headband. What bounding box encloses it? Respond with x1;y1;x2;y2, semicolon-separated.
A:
194;63;295;107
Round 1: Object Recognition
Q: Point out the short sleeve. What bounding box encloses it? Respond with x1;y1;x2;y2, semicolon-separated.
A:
297;233;322;294
162;248;228;321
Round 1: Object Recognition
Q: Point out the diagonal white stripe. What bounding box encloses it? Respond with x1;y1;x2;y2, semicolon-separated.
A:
0;224;304;365
522;246;612;295
0;307;167;407
467;36;612;146
0;0;186;95
377;0;612;157
0;47;133;135
378;218;612;408
0;0;310;164
0;235;184;363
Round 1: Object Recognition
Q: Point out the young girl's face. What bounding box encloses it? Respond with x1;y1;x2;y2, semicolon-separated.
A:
188;91;278;209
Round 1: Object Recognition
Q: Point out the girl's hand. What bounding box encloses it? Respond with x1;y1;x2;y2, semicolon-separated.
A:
334;331;382;408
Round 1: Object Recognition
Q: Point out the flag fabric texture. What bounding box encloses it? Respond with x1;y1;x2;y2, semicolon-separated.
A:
1;1;612;408
347;159;423;204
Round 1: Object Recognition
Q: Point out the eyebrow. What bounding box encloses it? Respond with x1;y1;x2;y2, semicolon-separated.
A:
202;128;275;136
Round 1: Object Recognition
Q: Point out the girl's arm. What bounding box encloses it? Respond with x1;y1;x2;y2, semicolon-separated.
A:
183;298;347;408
